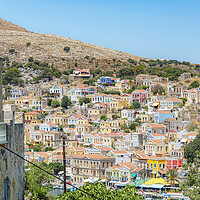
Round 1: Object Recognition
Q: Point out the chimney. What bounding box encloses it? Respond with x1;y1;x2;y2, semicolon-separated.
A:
0;57;3;122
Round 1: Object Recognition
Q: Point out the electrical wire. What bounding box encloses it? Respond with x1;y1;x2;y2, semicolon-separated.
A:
0;144;100;200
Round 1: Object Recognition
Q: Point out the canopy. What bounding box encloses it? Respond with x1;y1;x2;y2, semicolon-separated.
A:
140;184;164;189
142;178;170;186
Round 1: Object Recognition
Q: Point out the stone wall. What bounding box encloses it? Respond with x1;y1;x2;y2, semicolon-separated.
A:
0;119;24;200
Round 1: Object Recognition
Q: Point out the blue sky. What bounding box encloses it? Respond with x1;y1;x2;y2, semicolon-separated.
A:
1;0;200;63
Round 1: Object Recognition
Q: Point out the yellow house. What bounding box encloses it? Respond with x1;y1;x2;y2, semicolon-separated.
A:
25;152;50;164
121;94;131;105
109;99;129;113
100;120;112;134
24;132;30;144
52;114;69;126
66;147;85;155
136;113;154;123
25;111;41;124
147;156;166;178
15;96;33;109
168;130;177;141
100;119;127;134
103;133;122;147
106;162;142;183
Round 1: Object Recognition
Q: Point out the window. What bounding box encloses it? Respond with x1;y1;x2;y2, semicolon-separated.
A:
154;164;156;168
163;164;165;169
159;164;162;168
150;164;152;169
4;179;8;200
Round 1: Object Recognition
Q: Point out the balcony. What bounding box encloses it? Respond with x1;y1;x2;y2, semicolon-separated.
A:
0;123;7;144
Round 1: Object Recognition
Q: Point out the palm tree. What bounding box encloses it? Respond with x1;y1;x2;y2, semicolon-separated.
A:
166;169;179;187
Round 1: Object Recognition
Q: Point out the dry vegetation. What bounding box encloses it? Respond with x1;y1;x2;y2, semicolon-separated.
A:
0;18;143;71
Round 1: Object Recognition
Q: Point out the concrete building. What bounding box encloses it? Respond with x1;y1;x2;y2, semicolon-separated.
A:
72;154;115;184
0;112;25;199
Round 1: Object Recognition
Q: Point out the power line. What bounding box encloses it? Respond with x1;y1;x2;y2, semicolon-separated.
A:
0;144;100;200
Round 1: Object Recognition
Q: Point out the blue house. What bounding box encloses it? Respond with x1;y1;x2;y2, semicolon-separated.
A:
39;123;59;132
100;77;113;84
154;110;174;123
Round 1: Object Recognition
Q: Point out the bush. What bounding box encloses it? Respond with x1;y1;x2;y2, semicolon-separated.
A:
9;49;15;54
64;46;70;52
28;57;34;62
188;81;199;90
100;115;107;121
26;42;31;47
112;114;120;120
79;97;90;106
130;101;141;109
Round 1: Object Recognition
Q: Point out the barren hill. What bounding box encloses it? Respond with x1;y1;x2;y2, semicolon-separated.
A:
0;18;143;71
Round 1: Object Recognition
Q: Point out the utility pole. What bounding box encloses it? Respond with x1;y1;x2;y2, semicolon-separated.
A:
0;57;3;122
62;134;67;193
53;134;76;193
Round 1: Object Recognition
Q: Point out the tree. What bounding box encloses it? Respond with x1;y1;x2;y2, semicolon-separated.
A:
49;162;63;175
44;147;54;152
25;163;54;199
51;100;60;108
151;84;165;95
4;85;12;99
79;97;90;106
166;169;179;187
181;151;200;199
3;68;23;85
142;85;148;90
188;81;199;90
47;99;52;106
129;122;137;131
184;133;200;163
112;114;120;120
61;96;72;109
33;143;43;152
64;46;70;52
100;115;107;121
130;101;141;109
55;182;143;200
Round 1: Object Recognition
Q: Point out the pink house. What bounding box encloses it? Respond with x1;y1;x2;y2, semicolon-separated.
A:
131;89;148;103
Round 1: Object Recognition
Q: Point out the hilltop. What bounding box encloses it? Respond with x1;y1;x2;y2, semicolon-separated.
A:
0;18;144;71
0;18;199;83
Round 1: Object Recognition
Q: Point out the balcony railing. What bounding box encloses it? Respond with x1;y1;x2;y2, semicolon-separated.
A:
0;123;7;144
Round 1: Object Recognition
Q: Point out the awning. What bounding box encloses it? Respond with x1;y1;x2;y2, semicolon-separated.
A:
109;180;118;184
84;178;99;183
152;103;159;106
140;184;164;189
132;173;137;178
115;182;129;187
159;170;167;174
181;138;188;143
150;171;156;174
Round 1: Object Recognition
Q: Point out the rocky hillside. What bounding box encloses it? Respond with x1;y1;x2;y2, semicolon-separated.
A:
0;18;144;71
